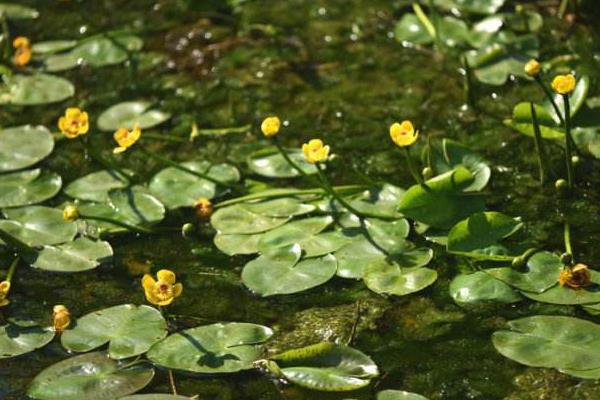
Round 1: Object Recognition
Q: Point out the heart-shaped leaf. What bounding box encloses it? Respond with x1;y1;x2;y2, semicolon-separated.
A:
211;204;289;234
0;206;77;246
257;216;333;252
376;390;430;400
65;169;130;203
364;259;437;297
0;324;54;359
450;272;522;305
0;125;54;172
0;74;74;105
486;251;561;293
0;169;62;208
431;139;490;191
97;101;170;131
0;3;39;19
28;237;113;272
521;270;600;305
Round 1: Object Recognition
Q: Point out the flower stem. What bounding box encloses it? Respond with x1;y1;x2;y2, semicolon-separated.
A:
80;138;133;182
534;76;564;126
412;3;436;41
564;221;573;257
0;13;9;61
562;94;574;189
530;102;547;185
273;137;311;178
5;257;19;282
403;147;424;185
558;0;569;19
79;214;154;234
192;124;251;137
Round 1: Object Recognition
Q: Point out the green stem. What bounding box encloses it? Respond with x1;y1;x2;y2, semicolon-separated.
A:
412;3;436;41
564;221;573;256
558;0;569;18
0;13;9;62
274;137;310;178
562;94;574;189
192;124;251;137
140;147;237;190
463;56;476;108
534;76;564;125
404;147;424;185
530;102;547;185
5;257;19;282
79;214;154;234
81;139;134;182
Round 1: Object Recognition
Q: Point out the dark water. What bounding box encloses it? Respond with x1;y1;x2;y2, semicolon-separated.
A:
2;0;600;399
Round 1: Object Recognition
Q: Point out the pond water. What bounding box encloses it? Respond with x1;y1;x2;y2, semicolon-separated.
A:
2;0;600;399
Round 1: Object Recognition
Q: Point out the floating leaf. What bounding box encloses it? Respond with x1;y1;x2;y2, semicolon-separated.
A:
29;237;113;272
32;40;77;55
344;185;404;219
120;396;192;400
298;231;353;258
148;162;239;209
242;245;337;296
504;102;564;140
377;390;430;400
61;304;167;360
247;147;318;178
0;3;39;19
97;101;170;131
394;14;470;48
431;139;490;191
447;212;523;261
433;0;505;14
0;206;77;246
364;259;437;297
271;342;379;391
65;169;130;203
147;322;273;374
521;270;600;305
0;74;74;105
213;232;263;256
450;272;522;305
492;316;600;371
0;324;54;359
398;167;485;229
241;198;315;217
0;169;62;208
27;352;155;400
108;187;165;226
257;216;333;252
211;204;289;234
486;251;562;293
0;125;54;172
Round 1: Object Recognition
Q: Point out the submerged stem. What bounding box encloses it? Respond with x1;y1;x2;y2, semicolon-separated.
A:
403;147;424;185
530;102;547;185
562;94;574;189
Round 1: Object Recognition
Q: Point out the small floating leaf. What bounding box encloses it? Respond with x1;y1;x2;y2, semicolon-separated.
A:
108;186;165;226
65;169;130;203
247;147;318;178
364;259;437;297
214;232;263;256
0;169;62;208
0;74;75;105
0;324;54;359
241;198;315;217
0;3;39;19
257;216;333;252
450;272;522;305
486;251;561;293
0;206;77;246
97;101;170;131
29;237;113;272
377;390;430;400
521;270;600;305
211;204;289;234
0;125;54;172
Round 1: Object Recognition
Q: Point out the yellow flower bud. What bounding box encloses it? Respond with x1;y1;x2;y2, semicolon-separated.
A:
0;281;11;307
58;108;90;139
524;59;540;77
261;116;281;138
52;305;71;333
390;120;418;147
558;263;591;289
194;197;213;220
63;205;79;222
113;124;142;154
13;36;32;67
551;74;576;95
302;139;330;164
141;269;183;306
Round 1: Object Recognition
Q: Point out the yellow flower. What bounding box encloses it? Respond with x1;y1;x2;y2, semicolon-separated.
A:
551;74;576;95
194;197;213;220
0;281;11;307
142;269;183;306
524;59;540;77
13;36;32;67
558;263;591;289
52;305;71;333
302;139;330;164
390;120;419;147
62;205;79;222
58;108;90;139
261;116;281;137
113;124;141;154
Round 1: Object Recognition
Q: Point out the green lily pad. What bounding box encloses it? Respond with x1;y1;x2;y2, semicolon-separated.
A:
433;0;505;14
345;184;404;218
364;259;437;297
242;245;338;296
147;322;273;374
503;10;543;33
61;304;167;360
0;3;39;19
0;206;77;246
65;169;130;203
76;202;129;233
376;390;430;400
213;232;263;256
108;187;165;226
0;169;62;208
298;231;353;258
27;351;155;400
211;204;289;234
0;125;54;172
447;212;523;261
431;139;490;191
492;316;600;371
0;324;54;359
0;74;75;105
398;167;485;229
45;35;144;72
271;342;379;391
257;216;333;252
504;102;564;140
247;147;318;178
32;40;78;55
120;396;192;400
559;366;600;380
241;198;315;217
521;270;600;305
148;162;239;209
29;237;113;272
394;14;470;48
97;101;170;131
486;251;562;293
450;272;522;305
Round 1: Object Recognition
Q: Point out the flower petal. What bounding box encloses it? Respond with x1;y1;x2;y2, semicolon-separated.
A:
157;269;177;284
172;283;183;298
142;274;156;291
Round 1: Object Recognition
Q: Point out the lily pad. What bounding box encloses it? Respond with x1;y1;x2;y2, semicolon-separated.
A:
394;14;470;48
450;272;522;305
120;396;192;400
29;237;113;272
247;147;318;178
431;139;490;191
32;40;78;55
27;352;155;400
0;125;54;172
504;102;564;140
0;324;54;359
364;259;437;297
257;216;333;252
147;322;273;374
447;212;523;261
108;187;165;226
521;270;600;305
433;0;505;14
0;3;39;19
492;316;600;371
61;304;167;360
211;204;289;234
377;391;430;400
298;231;353;257
148;162;239;209
0;206;77;246
242;245;338;296
345;185;405;219
0;169;62;208
65;169;130;203
213;232;264;256
97;101;171;131
398;167;485;229
271;342;379;391
242;198;315;217
486;251;562;293
0;74;75;105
